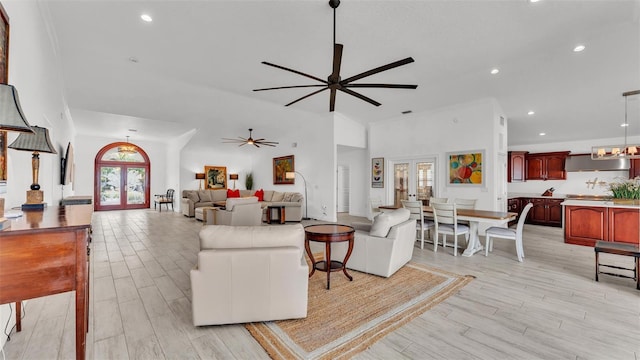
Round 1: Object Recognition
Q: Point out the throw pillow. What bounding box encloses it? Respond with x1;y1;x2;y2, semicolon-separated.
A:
186;191;200;203
227;189;240;198
254;189;264;201
369;208;410;237
283;192;294;202
271;191;284;202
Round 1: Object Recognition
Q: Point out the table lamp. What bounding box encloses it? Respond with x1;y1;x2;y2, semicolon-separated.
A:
8;125;57;210
229;173;239;189
195;172;205;190
1;84;35;222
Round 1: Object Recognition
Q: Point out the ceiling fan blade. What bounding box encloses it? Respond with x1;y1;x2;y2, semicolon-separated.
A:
253;84;326;92
345;83;418;89
329;44;343;82
261;61;328;85
238;143;247;147
285;87;329;107
341;57;415;84
253;143;260;148
339;87;381;107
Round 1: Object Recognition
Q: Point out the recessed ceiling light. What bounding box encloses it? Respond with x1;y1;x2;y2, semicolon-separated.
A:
530;0;541;3
539;132;546;136
490;68;499;75
621;123;630;127
128;57;139;63
140;14;152;22
128;129;138;132
573;44;585;52
527;111;535;115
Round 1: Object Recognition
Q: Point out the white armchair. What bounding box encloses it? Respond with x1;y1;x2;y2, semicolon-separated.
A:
213;196;262;226
190;224;308;326
333;208;416;278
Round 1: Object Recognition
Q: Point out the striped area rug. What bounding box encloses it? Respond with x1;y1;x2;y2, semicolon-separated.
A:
246;261;473;360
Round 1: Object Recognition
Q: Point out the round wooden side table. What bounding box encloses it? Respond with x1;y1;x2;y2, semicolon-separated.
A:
304;224;355;289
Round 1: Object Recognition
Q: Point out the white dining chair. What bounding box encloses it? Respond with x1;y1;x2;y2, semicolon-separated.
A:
454;198;477;210
429;197;448;205
484;203;533;262
369;197;383;220
432;202;469;256
401;200;434;249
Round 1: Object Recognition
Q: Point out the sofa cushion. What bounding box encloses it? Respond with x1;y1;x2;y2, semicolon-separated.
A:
271;191;284;202
198;190;212;202
254;189;265;201
283;192;295;202
211;190;227;202
239;190;253;197
369;208;411;237
185;191;200;203
199;224;304;251
290;193;303;203
227;189;240;198
262;190;274;202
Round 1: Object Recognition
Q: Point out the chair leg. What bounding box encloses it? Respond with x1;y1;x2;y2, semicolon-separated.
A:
485;235;491;257
453;235;458;256
433;234;438;252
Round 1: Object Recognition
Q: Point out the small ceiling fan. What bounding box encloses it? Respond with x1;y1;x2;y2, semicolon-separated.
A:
253;0;417;112
222;129;278;147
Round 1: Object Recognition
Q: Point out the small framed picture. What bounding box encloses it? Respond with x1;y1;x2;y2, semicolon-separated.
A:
371;157;384;188
204;166;227;190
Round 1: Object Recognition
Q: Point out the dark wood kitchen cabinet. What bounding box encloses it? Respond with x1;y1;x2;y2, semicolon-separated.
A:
523;197;563;227
508;151;527;182
507;198;521;226
630;158;640;179
525;151;570;180
565;205;640;246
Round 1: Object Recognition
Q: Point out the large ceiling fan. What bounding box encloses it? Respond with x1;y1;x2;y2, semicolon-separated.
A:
222;128;279;147
253;0;417;112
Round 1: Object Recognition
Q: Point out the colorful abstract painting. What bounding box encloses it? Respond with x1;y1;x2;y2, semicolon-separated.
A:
448;151;484;185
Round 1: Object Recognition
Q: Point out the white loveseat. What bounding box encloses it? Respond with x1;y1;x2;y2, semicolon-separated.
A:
333;208;416;278
181;189;303;222
190;224;308;326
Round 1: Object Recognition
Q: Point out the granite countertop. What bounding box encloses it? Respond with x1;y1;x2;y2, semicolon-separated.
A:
508;193;567;199
561;199;640;209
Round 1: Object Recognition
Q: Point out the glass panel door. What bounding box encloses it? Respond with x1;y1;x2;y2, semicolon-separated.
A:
126;167;147;205
99;166;121;206
393;163;409;207
390;158;437;207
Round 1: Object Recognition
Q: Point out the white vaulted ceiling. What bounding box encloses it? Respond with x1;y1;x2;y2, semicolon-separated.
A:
43;0;639;146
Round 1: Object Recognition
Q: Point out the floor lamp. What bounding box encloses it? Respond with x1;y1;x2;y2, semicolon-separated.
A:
286;171;310;220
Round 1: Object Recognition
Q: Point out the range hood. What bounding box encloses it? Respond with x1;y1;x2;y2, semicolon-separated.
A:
565;154;630;172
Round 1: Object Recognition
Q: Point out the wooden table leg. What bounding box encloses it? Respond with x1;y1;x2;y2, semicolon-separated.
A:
15;302;21;332
304;237;316;278
342;237;354;281
636;256;639;290
325;242;332;289
280;207;286;224
595;250;599;282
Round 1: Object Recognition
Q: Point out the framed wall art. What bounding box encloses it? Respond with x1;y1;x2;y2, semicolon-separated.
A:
0;2;8;84
447;150;484;186
204;166;227;190
273;155;294;185
371;157;384;188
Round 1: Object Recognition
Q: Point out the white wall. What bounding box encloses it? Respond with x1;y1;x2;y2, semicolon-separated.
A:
368;98;503;212
508;136;639;196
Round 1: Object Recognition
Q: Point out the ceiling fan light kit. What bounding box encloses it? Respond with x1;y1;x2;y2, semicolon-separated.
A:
254;0;417;112
222;128;278;148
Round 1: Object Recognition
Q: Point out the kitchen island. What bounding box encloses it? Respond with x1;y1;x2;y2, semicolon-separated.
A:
562;199;640;246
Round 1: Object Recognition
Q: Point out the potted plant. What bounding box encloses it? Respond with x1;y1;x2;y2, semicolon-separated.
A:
245;172;253;191
608;177;640;205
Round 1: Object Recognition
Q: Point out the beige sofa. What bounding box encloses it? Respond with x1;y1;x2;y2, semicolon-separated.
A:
181;189;304;222
190;224;308;326
205;197;262;226
332;208;416;278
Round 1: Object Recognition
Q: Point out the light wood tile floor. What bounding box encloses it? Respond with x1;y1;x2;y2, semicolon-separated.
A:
3;210;639;359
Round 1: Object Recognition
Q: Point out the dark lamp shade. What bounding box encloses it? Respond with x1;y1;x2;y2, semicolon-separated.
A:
0;84;35;133
195;173;206;180
8;125;57;154
229;174;239;180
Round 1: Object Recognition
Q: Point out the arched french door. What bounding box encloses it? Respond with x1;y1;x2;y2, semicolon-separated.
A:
94;142;150;211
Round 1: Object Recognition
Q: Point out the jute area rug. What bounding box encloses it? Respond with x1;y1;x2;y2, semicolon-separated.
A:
246;260;473;360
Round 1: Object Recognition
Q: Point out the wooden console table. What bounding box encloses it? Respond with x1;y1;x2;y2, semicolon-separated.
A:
0;205;93;359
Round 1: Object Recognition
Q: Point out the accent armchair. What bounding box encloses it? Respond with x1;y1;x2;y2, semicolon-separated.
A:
191;224;308;326
333;208;416;278
212;196;262;226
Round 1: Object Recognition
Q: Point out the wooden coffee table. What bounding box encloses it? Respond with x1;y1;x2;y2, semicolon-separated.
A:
304;224;355;289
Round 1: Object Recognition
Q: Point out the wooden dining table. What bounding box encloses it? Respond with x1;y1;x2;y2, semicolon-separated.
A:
379;205;517;256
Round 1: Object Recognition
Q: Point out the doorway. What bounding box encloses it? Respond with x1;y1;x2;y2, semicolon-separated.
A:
389;158;437;207
94;142;150;211
337;165;350;213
